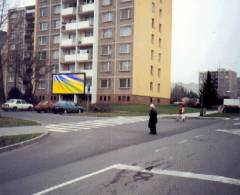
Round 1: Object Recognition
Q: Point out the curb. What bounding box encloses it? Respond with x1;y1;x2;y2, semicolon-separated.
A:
0;131;49;153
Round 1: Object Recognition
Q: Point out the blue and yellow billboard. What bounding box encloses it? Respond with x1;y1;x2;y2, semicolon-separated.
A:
52;73;85;94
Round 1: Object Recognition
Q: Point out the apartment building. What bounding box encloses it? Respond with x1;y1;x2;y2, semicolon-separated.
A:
6;5;35;95
34;0;61;101
33;0;172;104
0;31;7;99
199;69;238;98
237;77;240;98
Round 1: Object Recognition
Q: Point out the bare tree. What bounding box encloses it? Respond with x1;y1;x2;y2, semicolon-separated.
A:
0;0;8;103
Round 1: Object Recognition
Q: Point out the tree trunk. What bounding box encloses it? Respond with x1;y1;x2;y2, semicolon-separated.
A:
0;52;5;103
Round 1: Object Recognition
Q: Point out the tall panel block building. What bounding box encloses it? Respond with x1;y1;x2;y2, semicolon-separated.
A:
33;0;172;104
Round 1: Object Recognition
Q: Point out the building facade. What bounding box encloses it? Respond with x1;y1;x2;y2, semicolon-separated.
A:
199;69;238;98
22;0;172;104
237;77;240;98
6;5;35;95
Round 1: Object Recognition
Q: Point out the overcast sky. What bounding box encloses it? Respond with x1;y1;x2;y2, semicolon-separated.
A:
9;0;240;83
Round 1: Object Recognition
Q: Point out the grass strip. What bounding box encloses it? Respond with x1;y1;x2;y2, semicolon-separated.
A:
205;113;240;117
0;117;39;127
0;133;42;148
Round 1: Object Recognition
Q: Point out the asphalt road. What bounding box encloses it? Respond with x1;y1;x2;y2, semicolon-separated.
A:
0;112;240;195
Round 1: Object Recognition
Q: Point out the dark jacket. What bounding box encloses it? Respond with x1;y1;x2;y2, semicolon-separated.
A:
148;108;158;128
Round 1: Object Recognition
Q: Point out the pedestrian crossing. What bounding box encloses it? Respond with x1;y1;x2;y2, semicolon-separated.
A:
45;116;148;133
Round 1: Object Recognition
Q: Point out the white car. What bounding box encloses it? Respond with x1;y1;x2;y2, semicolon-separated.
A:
2;99;33;111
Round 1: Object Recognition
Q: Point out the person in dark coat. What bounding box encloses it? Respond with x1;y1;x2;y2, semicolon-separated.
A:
148;104;158;134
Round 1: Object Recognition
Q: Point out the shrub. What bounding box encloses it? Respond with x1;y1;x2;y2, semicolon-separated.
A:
223;106;240;113
90;103;112;112
8;87;22;99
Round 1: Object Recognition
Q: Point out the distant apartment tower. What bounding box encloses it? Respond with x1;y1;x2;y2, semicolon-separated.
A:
34;0;172;104
6;5;35;95
0;31;7;98
237;77;240;98
199;69;238;98
34;0;61;101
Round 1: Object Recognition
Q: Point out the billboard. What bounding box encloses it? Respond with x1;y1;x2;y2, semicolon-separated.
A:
52;73;85;94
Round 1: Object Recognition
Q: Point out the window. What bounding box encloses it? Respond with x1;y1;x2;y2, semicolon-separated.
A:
158;83;160;92
101;45;112;55
52;64;58;73
53;20;60;29
158;68;161;77
100;79;111;88
39;51;47;60
120;26;132;37
152;2;155;13
101;62;111;72
158;53;161;62
152;18;155;28
39;0;47;6
52;50;59;60
120;78;130;88
119;43;131;54
151;50;154;60
119;61;131;71
38;80;46;89
53;35;60;44
159;9;162;17
39;22;48;31
102;12;112;22
53;5;60;14
150;82;153;91
40;7;47;17
151;34;154;44
102;0;112;6
159;38;161;48
102;28;112;38
39;36;47;45
150;65;154;75
159;23;162;33
120;8;132;20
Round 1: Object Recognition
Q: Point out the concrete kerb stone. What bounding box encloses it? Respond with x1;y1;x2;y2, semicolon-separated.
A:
0;131;49;153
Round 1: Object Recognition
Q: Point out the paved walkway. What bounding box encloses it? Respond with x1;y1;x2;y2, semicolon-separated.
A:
0;126;47;137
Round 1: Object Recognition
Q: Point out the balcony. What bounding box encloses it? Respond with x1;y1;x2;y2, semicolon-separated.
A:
78;20;93;30
64;22;77;31
63;54;76;62
61;39;76;47
77;53;91;62
62;7;76;16
79;3;94;14
77;69;93;77
78;36;93;45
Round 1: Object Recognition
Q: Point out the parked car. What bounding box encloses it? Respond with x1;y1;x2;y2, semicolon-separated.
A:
1;99;33;111
34;100;54;113
52;101;84;114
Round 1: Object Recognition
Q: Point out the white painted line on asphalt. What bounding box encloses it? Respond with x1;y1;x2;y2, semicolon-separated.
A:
233;123;240;126
116;164;240;186
194;135;203;138
178;139;188;144
216;129;240;136
155;147;168;153
223;118;230;121
234;118;240;121
33;164;118;195
48;129;68;133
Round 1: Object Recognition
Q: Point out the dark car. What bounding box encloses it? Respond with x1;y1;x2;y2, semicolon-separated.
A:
34;100;54;113
52;101;84;114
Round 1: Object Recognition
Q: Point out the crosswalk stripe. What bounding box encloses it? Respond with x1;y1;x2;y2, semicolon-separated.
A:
45;116;148;133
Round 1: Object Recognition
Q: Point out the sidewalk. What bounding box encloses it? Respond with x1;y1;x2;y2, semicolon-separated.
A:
160;110;218;118
0;125;47;137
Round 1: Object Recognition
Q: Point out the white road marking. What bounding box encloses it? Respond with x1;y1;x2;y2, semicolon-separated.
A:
33;165;118;195
178;139;188;144
48;129;68;133
234;118;240;121
194;135;203;138
45;116;148;133
223;118;230;121
216;129;240;136
233;123;240;126
34;163;240;194
155;147;168;153
116;164;240;186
